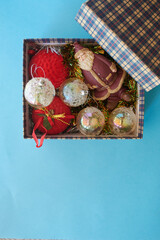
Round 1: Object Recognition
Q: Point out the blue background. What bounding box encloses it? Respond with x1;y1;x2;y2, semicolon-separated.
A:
0;0;160;240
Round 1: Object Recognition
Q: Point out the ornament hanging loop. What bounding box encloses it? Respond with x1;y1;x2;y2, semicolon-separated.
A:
31;64;46;79
32;117;47;148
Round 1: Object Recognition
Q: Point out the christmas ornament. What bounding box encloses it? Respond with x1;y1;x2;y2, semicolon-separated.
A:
32;97;74;147
59;78;88;107
74;42;131;102
61;44;105;80
24;77;55;108
76;107;105;136
29;48;68;88
109;107;136;135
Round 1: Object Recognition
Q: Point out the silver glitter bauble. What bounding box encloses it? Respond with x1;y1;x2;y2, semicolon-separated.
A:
59;78;88;107
109;107;136;136
76;107;105;136
24;77;55;108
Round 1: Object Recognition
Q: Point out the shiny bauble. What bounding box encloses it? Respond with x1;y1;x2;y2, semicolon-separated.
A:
109;107;136;136
76;107;105;136
59;78;88;107
24;77;55;108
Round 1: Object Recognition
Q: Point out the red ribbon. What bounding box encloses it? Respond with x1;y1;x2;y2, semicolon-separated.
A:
32;117;47;148
32;108;75;148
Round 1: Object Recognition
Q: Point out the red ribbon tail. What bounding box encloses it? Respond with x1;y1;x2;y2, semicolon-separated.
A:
47;116;55;126
32;117;47;148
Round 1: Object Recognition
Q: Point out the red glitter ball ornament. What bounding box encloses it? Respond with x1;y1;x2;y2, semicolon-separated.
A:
29;49;68;88
32;97;72;135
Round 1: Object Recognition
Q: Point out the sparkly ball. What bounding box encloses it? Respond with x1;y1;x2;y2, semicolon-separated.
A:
24;77;55;108
109;107;136;136
76;107;105;136
59;78;88;107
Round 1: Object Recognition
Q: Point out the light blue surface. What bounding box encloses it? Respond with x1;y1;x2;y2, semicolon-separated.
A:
0;1;160;240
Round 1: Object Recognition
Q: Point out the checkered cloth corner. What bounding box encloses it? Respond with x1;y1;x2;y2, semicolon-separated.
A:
75;0;160;91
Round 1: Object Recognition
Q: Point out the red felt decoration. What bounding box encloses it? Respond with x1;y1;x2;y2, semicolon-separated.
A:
32;96;73;135
29;49;68;88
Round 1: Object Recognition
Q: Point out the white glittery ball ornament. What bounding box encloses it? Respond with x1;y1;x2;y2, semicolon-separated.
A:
24;77;55;109
76;107;105;136
59;78;88;107
109;107;136;136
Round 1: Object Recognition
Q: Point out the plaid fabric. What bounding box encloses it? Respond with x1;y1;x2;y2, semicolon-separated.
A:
138;86;145;139
75;0;160;91
23;38;144;139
